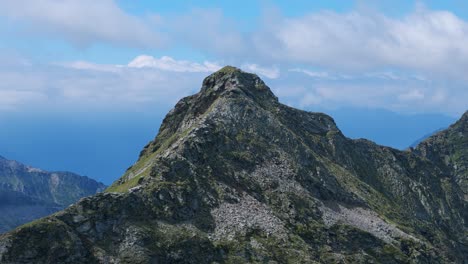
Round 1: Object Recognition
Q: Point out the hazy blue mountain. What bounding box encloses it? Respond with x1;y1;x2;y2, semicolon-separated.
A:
0;156;106;233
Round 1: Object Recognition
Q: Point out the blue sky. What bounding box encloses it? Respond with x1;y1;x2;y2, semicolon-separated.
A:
0;0;466;184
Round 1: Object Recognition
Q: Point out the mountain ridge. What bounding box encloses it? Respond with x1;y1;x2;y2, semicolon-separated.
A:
0;156;106;234
0;67;466;263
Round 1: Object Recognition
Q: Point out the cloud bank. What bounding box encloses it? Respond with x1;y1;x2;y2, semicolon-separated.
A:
0;1;467;116
253;7;468;78
4;1;468;77
0;54;464;116
0;55;280;113
127;55;221;73
0;0;166;48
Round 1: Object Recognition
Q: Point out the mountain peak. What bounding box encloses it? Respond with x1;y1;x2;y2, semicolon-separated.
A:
213;65;242;75
200;65;278;107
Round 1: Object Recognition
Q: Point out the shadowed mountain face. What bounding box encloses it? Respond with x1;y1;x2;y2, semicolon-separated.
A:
0;157;106;234
0;67;466;263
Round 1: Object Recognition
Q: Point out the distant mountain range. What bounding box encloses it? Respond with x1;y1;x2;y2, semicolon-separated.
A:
0;156;106;233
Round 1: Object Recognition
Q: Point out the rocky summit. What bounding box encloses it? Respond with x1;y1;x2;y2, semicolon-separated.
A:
0;157;106;234
0;66;466;263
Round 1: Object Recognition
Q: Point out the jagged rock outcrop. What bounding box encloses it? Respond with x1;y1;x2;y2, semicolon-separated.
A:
0;67;466;263
0;156;106;233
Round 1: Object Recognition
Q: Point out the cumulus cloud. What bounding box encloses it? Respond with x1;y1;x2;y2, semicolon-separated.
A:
63;61;123;73
272;68;468;115
3;1;468;78
0;54;466;116
253;7;468;79
163;6;468;85
398;89;425;101
127;55;221;73
126;55;280;79
241;64;280;79
0;60;49;111
0;55;211;113
0;90;47;111
3;2;468;79
289;69;333;80
0;0;166;48
4;55;282;112
0;3;467;116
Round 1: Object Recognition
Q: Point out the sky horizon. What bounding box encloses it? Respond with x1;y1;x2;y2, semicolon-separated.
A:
0;0;466;184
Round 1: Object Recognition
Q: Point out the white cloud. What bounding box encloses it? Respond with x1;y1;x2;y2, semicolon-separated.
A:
281;84;405;110
0;54;466;116
127;55;221;73
289;68;332;79
0;65;49;111
299;93;322;107
126;56;281;79
0;0;166;48
3;1;468;80
159;6;468;94
242;64;280;79
254;7;468;79
128;55;281;79
398;89;425;101
3;2;468;83
1;2;468;116
0;90;47;111
271;69;468;115
0;55;213;113
63;61;123;73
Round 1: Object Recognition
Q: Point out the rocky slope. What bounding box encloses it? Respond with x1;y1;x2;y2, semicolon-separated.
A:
412;111;468;232
0;156;106;233
0;67;466;263
409;128;445;148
